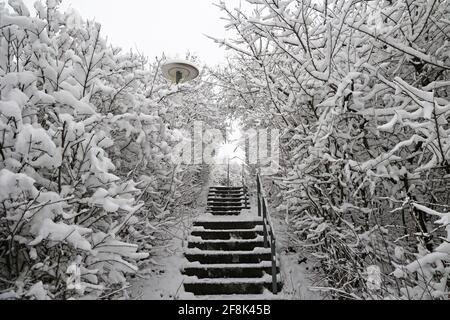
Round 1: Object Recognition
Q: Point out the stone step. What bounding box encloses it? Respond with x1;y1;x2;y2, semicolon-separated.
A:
209;190;247;195
183;276;283;295
191;228;263;240
208;206;247;211
188;238;265;251
208;197;248;202
208;195;247;199
208;196;250;202
208;198;249;204
210;190;247;193
207;211;242;216
185;248;271;264
208;200;248;204
208;205;250;210
209;191;246;194
208;197;248;201
208;206;251;211
210;187;246;191
182;262;279;279
193;220;262;230
208;199;247;202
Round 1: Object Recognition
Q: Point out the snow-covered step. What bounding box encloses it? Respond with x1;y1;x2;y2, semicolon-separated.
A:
209;191;246;195
183;275;282;295
208;205;250;210
209;189;245;192
209;190;246;194
208;200;249;207
193;220;262;230
208;206;247;211
208;197;248;201
191;227;264;240
209;207;251;211
182;261;280;279
210;187;246;191
208;196;247;200
208;197;247;201
194;294;277;300
206;211;242;216
191;225;264;232
185;248;272;264
188;237;265;251
208;199;246;203
208;197;248;202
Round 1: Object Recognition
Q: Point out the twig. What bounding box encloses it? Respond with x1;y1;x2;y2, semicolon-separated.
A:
99;285;132;300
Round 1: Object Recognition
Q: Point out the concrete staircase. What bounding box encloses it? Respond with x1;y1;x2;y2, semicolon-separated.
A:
207;186;251;215
182;186;282;297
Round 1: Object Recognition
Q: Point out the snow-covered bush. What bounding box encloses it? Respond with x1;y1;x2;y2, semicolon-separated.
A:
213;0;450;299
0;0;211;300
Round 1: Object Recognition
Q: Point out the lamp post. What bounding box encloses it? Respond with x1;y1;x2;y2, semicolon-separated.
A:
227;156;230;187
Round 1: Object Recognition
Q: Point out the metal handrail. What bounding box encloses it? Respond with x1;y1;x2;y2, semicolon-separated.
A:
241;163;250;209
256;173;278;294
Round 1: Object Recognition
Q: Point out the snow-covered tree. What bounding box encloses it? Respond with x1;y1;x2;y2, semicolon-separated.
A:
0;0;215;300
213;0;450;299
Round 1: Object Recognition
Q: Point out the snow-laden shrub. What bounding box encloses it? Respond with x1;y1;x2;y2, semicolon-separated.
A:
393;204;450;300
0;1;149;299
0;0;211;300
213;0;450;299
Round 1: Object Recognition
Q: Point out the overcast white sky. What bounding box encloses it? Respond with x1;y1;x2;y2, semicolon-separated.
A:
21;0;248;66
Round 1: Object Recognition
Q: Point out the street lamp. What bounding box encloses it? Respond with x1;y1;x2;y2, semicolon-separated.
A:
161;59;200;84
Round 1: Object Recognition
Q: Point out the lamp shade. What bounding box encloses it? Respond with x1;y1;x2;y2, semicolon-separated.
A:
161;59;200;84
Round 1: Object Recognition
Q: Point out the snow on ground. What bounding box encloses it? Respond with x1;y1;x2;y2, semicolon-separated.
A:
278;253;323;300
129;205;202;300
262;196;325;300
129;182;211;300
131;248;193;300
